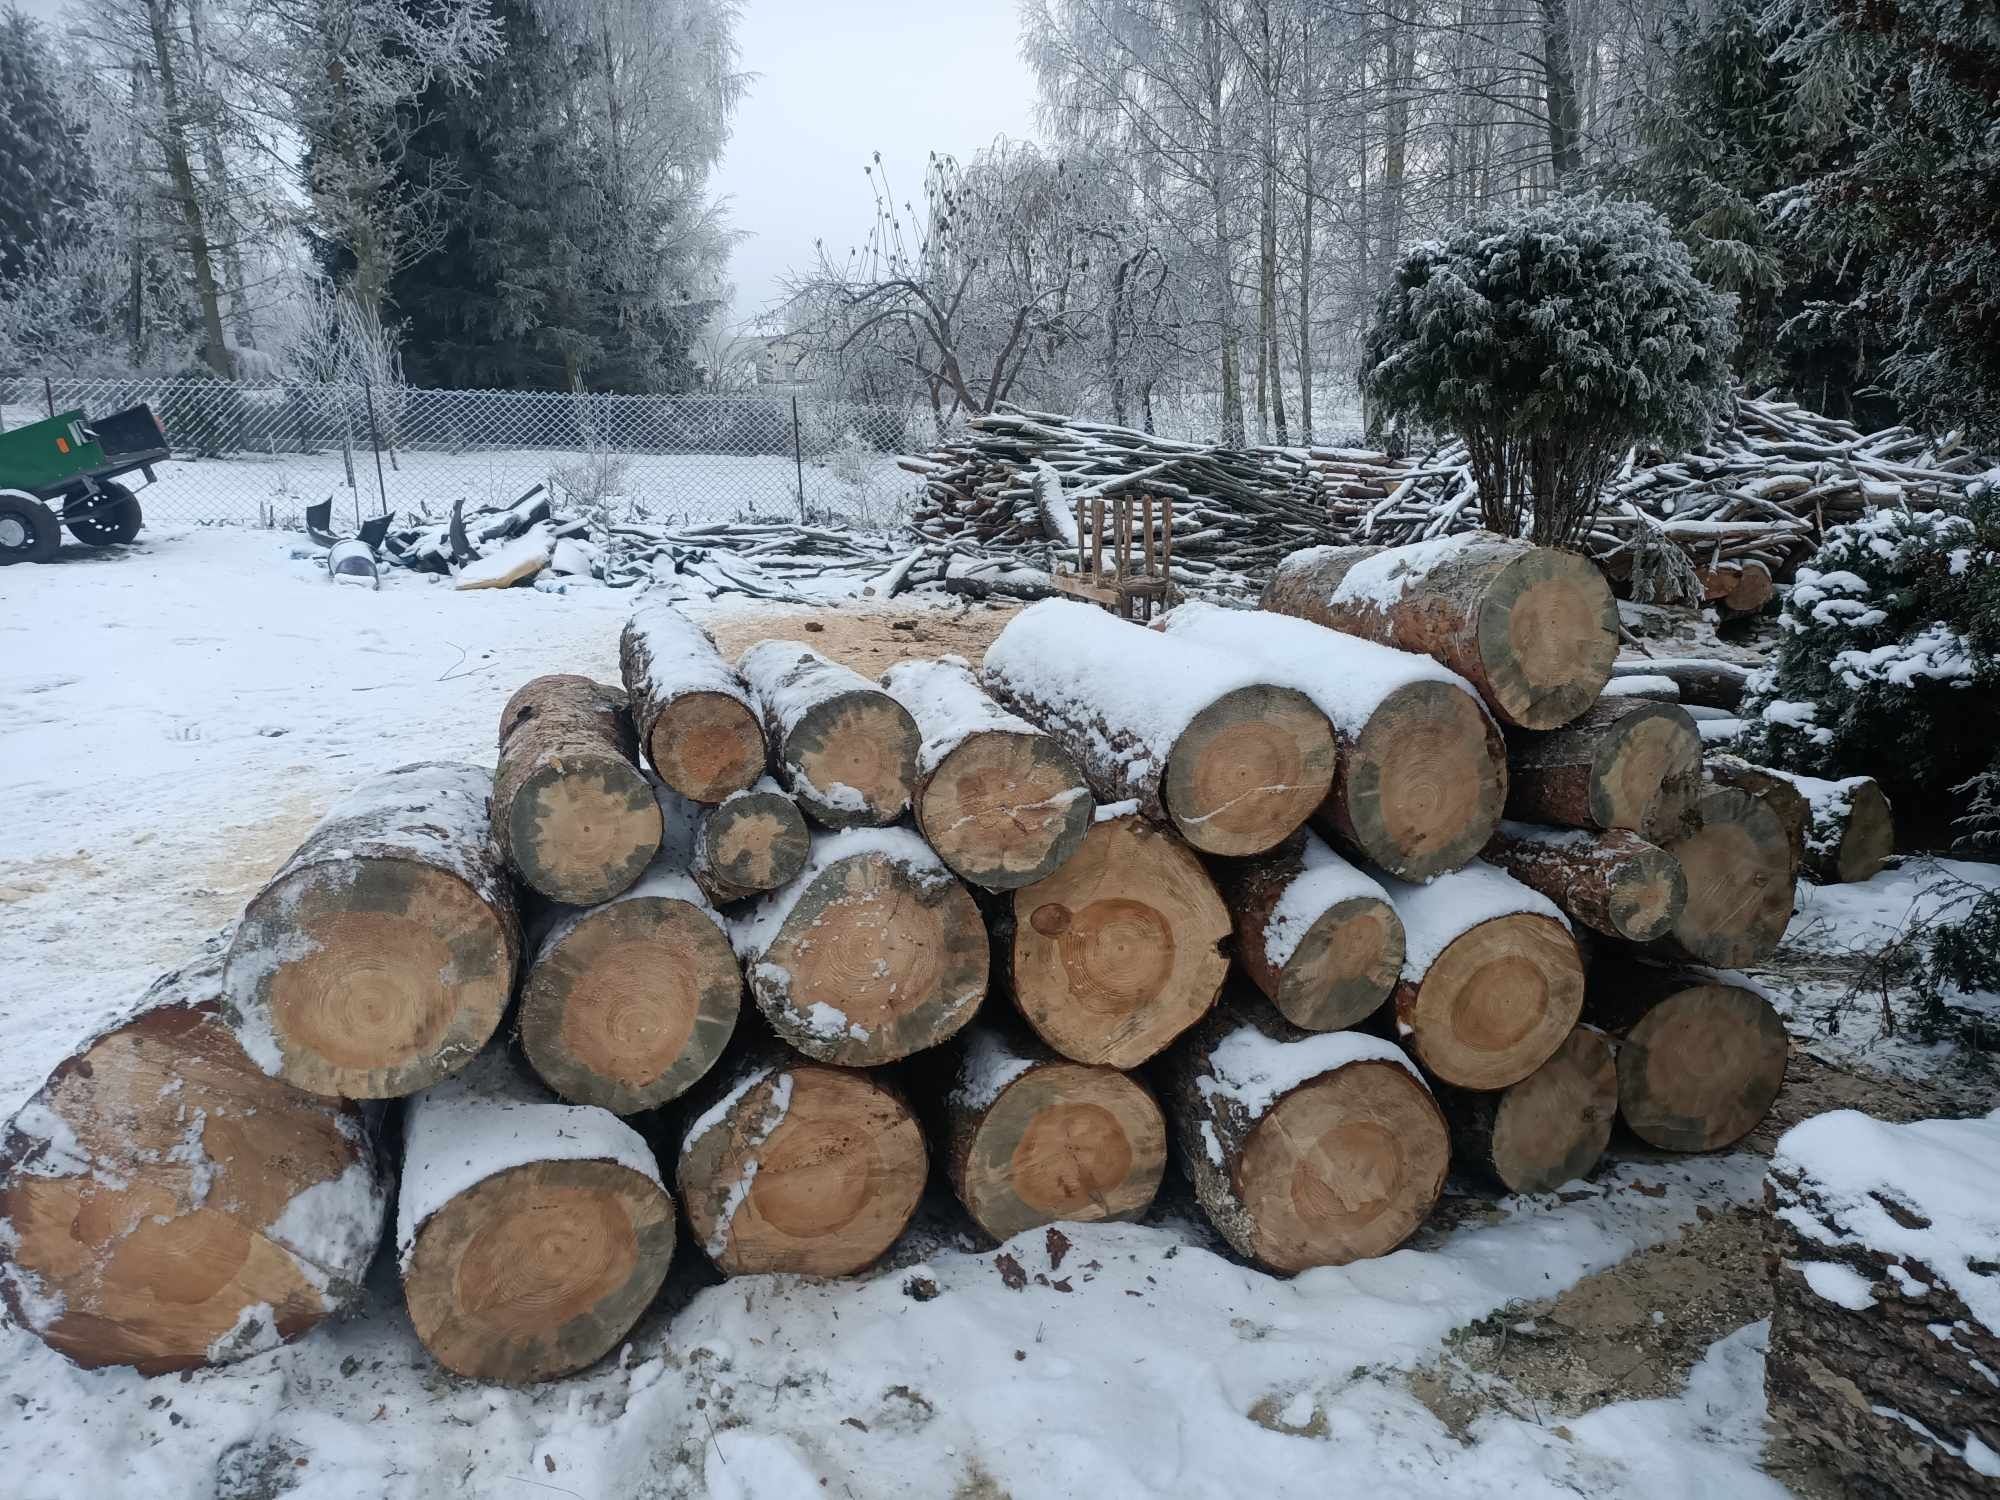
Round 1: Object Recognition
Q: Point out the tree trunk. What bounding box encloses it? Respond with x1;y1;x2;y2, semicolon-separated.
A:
1202;8;1244;446
142;0;230;376
1481;823;1686;943
1505;699;1705;839
620;604;766;804
1430;1024;1616;1194
1707;758;1893;885
0;948;385;1374
676;1053;926;1278
1649;787;1795;966
1001;813;1230;1068
1538;0;1584;180
1381;0;1410;288
1607;659;1750;712
223;762;520;1099
942;1023;1167;1242
398;1055;674;1383
1261;535;1618;730
737;827;986;1066
1158;997;1448;1272
682;778;810;906
738;641;920;829
493;675;662;906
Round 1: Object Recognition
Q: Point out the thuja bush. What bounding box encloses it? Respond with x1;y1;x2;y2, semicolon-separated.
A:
1360;194;1737;549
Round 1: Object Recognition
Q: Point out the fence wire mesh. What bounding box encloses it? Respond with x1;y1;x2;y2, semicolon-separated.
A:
0;377;939;532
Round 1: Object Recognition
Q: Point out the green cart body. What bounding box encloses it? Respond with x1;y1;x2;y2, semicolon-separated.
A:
0;403;170;564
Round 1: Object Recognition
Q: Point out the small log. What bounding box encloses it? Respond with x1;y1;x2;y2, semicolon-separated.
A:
620;602;766;803
881;654;1093;890
1002;813;1230;1067
223;762;520;1099
738;640;921;828
734;827;987;1066
1705;754;1810;873
943;1023;1167;1241
0;950;386;1374
398;1056;674;1383
1157;997;1449;1272
1609;658;1751;712
683;777;810;906
1480;822;1686;943
1261;532;1619;730
1430;1025;1617;1195
1651;786;1795;966
677;1053;927;1277
1157;601;1506;880
1707;758;1893;885
1382;860;1585;1090
494;674;662;905
985;599;1336;857
1721;559;1773;614
1211;829;1405;1030
1504;699;1704;840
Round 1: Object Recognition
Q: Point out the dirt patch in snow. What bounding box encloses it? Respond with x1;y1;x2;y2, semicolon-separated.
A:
706;601;1021;678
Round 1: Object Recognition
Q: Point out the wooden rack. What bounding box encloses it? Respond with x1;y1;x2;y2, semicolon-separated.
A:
1050;491;1176;621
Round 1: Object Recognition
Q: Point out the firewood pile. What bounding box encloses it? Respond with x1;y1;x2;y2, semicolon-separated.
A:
0;531;1892;1388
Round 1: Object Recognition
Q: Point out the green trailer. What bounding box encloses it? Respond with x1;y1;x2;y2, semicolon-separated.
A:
0;403;171;564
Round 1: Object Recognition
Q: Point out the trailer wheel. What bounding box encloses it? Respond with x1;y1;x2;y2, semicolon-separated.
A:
65;483;144;546
0;491;61;565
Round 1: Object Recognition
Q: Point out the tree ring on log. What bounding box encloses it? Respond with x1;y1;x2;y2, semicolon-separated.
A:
647;691;766;804
1342;679;1506;878
919;731;1093;890
1162;685;1335;856
1397;913;1583;1089
785;692;920;827
1603;844;1687;942
1275;896;1405;1032
1589;703;1703;835
507;759;662;907
1488;1026;1618;1192
698;792;810;903
1477;550;1619;730
1661;788;1793;966
1616;982;1788;1151
962;1063;1166;1241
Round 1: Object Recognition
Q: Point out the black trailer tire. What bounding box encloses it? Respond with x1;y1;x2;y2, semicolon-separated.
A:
0;492;61;565
64;483;143;546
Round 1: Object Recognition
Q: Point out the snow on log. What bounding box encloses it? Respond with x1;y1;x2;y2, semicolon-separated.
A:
1210;829;1405;1031
619;603;766;804
493;675;662;906
1480;822;1687;944
222;762;520;1099
1767;1108;2000;1499
396;1053;673;1384
0;949;386;1374
1706;757;1893;885
738;640;921;829
1380;860;1584;1090
1649;786;1795;966
1504;699;1704;839
984;599;1336;857
676;1052;926;1277
1156;601;1506;880
1429;1025;1617;1195
1260;532;1619;730
942;1023;1167;1242
1608;658;1751;713
1000;813;1231;1067
1157;997;1448;1272
881;654;1093;890
732;826;987;1066
676;776;810;906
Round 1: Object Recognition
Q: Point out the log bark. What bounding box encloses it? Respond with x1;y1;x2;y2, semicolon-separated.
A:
1504;699;1704;840
223;762;521;1099
1480;823;1687;944
985;599;1336;857
1210;829;1405;1030
1261;533;1619;730
0;948;387;1374
943;1023;1167;1242
739;641;921;829
685;777;811;906
620;603;767;803
1157;997;1448;1272
398;1055;674;1383
1157;600;1506;880
1430;1025;1617;1195
494;674;662;906
881;655;1094;890
676;1052;926;1277
735;827;987;1066
1002;813;1231;1068
1707;757;1893;885
1609;658;1751;713
1650;786;1795;966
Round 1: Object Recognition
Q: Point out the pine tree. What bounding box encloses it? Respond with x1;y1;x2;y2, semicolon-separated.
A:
0;7;100;283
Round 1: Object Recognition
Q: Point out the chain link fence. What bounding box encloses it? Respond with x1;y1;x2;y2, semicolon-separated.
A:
0;376;941;531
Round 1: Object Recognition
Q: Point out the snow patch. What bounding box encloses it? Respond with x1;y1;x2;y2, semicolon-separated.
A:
1198;1020;1425;1154
1262;832;1393;972
881;655;1044;777
1796;1260;1876;1311
950;1028;1037;1113
1376;858;1570;981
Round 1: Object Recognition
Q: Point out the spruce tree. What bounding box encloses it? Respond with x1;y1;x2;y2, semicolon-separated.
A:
0;8;99;283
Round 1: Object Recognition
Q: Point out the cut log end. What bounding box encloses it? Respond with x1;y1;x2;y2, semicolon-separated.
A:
646;691;766;804
1396;913;1584;1090
696;791;811;905
1337;679;1507;879
1603;846;1688;942
1478;1026;1617;1194
1162;684;1335;856
1616;981;1788;1152
507;758;662;907
1478;549;1620;730
919;731;1093;890
1592;703;1704;836
1659;788;1794;967
788;691;921;828
1822;779;1895;884
1273;895;1404;1032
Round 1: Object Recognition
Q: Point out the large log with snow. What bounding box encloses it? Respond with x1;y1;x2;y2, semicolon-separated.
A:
733;827;987;1066
397;1055;674;1383
1429;1026;1617;1195
1260;533;1619;730
943;1023;1168;1242
0;950;387;1375
676;1052;927;1277
679;776;810;906
1001;813;1231;1067
1767;1109;2000;1500
1706;757;1893;885
1480;823;1686;943
738;641;921;828
619;603;767;803
1504;699;1704;839
493;674;662;905
1650;786;1795;966
984;599;1336;857
1584;956;1788;1151
1608;658;1751;713
1210;830;1405;1030
223;762;520;1099
881;655;1093;890
1158;998;1449;1272
1381;860;1585;1090
1157;601;1506;880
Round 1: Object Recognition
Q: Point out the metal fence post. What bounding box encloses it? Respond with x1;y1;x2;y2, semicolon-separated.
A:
792;394;807;524
362;378;390;516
